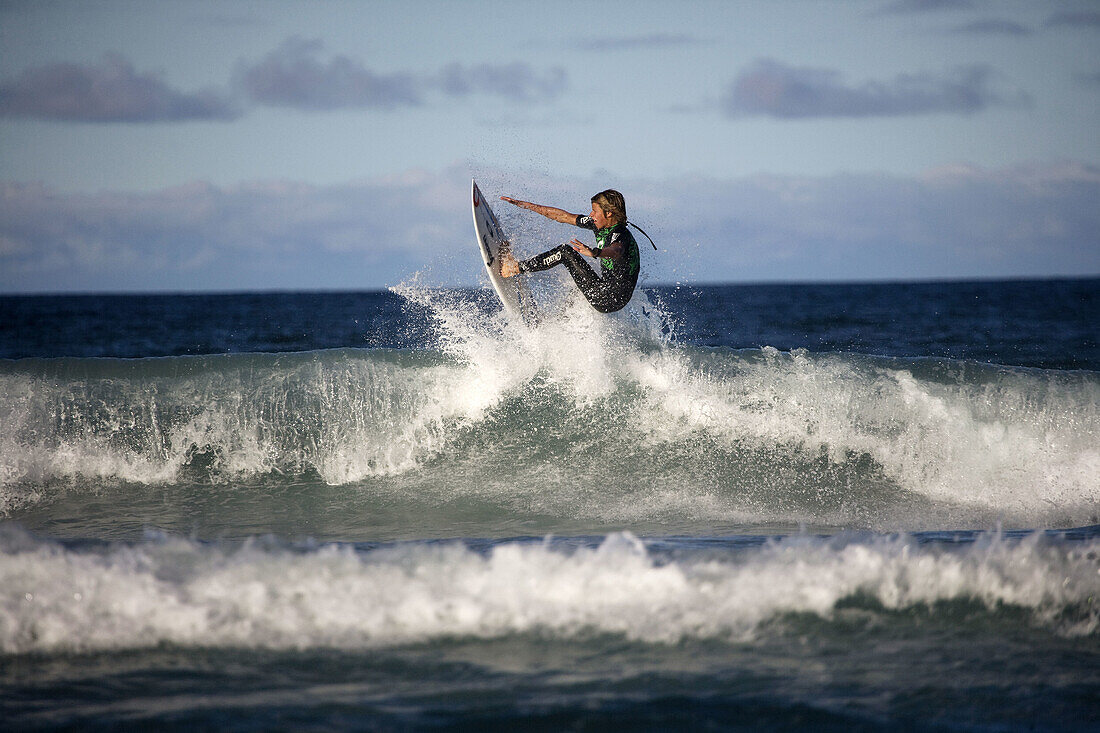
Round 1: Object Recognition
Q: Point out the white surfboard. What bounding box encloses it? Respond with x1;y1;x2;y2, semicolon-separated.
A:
471;180;538;323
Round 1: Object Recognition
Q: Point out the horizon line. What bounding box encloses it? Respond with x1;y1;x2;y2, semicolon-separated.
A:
1;274;1097;299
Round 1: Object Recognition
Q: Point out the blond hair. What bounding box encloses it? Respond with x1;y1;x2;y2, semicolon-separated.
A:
592;189;626;224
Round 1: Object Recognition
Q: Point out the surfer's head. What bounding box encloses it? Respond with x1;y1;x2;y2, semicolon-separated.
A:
591;190;626;227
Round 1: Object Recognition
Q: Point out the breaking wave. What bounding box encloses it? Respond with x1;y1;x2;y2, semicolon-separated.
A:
2;526;1097;655
1;289;1097;530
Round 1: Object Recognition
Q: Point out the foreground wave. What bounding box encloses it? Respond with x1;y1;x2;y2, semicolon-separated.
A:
2;349;1097;531
2;525;1097;655
2;290;1098;532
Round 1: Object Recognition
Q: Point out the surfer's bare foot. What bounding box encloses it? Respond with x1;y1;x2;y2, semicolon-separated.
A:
501;253;520;278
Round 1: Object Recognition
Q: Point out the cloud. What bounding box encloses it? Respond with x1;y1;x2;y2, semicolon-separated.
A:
573;33;705;51
0;53;237;122
878;0;973;13
0;40;569;123
1076;71;1100;87
434;62;567;102
0;173;470;292
646;162;1100;283
1046;11;1100;29
235;36;421;111
236;38;566;111
185;11;265;28
2;164;1097;292
950;19;1033;36
723;59;1029;118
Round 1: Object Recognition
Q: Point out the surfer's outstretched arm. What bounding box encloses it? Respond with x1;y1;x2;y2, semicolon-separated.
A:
500;197;578;225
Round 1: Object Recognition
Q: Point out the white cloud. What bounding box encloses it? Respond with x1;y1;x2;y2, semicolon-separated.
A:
1;164;1096;293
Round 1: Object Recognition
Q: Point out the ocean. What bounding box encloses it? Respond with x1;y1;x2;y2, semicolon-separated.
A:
1;278;1098;731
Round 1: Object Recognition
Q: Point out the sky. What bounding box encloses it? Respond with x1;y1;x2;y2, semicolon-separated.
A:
1;0;1098;293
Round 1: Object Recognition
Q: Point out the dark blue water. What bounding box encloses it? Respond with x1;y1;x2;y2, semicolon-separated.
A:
3;279;1096;369
1;279;1098;731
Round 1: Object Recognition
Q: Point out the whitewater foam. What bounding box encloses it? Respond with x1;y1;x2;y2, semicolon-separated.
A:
628;345;1099;524
2;527;1097;655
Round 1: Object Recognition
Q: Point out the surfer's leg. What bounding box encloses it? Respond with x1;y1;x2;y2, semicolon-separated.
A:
520;245;630;312
519;245;594;281
585;286;632;313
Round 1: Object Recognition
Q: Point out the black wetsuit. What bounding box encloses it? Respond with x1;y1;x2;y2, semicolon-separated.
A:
518;215;640;313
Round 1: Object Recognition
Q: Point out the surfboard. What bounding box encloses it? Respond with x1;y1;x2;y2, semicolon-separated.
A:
471;179;538;323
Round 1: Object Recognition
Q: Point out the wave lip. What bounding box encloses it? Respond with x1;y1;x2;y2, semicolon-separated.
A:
2;528;1097;655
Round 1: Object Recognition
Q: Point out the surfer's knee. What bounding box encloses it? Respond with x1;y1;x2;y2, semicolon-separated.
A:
584;288;632;313
590;300;628;314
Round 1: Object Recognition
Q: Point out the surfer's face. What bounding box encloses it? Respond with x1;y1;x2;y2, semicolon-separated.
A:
590;202;614;229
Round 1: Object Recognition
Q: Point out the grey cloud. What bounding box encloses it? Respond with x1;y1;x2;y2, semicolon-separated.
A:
1046;11;1100;29
574;33;705;51
0;40;569;123
185;11;265;28
878;0;973;13
236;36;421;110
950;19;1033;36
237;39;566;110
1075;71;1100;87
435;62;566;102
723;59;1028;119
0;53;237;122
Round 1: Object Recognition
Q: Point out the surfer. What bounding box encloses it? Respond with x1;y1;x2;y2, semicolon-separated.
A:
498;190;649;314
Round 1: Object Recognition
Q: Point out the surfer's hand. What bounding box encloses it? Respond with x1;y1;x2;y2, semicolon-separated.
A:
569;238;594;257
501;196;528;209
